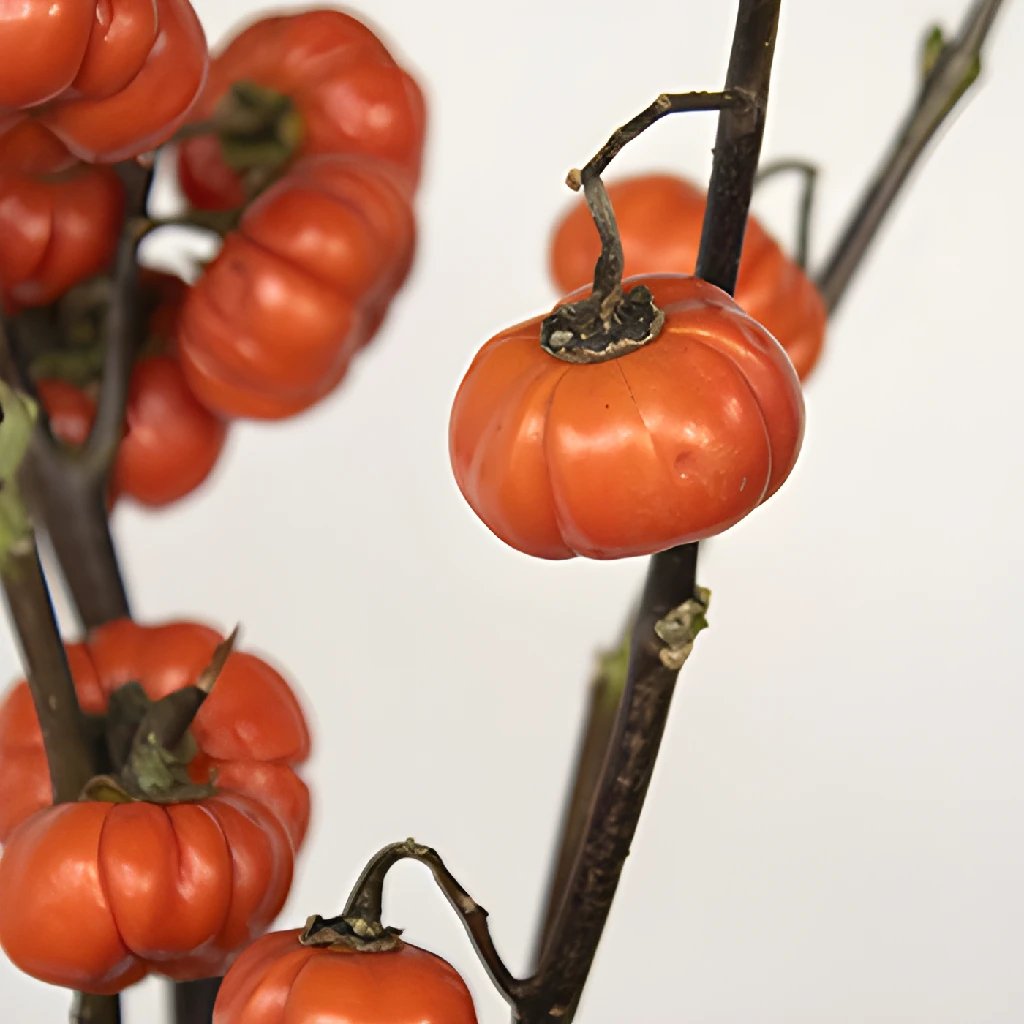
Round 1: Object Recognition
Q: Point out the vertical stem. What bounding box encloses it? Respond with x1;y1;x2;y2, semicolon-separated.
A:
0;538;94;804
22;460;129;630
523;547;701;1023
695;0;778;294
531;620;630;966
523;3;780;1020
172;977;222;1023
71;993;122;1024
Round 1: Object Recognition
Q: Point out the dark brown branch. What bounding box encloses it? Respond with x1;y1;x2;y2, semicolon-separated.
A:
523;548;705;1023
171;980;221;1024
0;373;117;1024
0;378;94;801
12;391;129;631
324;839;521;1004
0;537;95;802
49;219;141;628
523;4;780;1021
82;226;144;475
531;620;632;967
816;0;1006;313
6;165;152;631
71;995;121;1024
695;3;777;295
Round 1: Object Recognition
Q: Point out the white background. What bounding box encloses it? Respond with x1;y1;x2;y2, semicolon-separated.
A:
3;0;1024;1020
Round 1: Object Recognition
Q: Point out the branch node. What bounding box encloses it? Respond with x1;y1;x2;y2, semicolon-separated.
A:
654;587;711;671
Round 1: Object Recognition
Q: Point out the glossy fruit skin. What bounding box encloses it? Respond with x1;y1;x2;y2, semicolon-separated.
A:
549;173;827;380
0;794;294;992
37;355;228;507
213;928;478;1024
450;274;805;560
178;9;425;210
179;154;415;419
0;0;146;110
0;118;76;171
0;123;124;307
0;618;311;848
0;0;208;163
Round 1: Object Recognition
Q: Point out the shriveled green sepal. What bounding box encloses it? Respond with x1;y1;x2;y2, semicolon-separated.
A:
0;381;37;572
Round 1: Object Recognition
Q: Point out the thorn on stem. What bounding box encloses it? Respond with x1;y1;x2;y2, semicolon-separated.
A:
196;625;240;693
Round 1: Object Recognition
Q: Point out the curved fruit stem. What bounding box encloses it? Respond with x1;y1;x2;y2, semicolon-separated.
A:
755;158;819;269
326;839;523;1003
539;89;746;364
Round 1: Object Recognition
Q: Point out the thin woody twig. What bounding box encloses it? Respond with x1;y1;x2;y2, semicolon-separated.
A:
81;223;145;476
816;0;1006;312
755;159;818;269
0;378;95;803
571;89;749;185
530;620;632;967
16;227;143;630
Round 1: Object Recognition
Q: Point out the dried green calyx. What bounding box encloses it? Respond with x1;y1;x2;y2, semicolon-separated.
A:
79;628;238;805
0;381;37;571
214;81;305;196
540;284;665;364
300;914;405;954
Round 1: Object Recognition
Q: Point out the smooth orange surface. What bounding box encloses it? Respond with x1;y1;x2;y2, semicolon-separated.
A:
37;355;228;507
0;0;98;109
179;154;415;419
549;173;827;380
178;9;426;210
114;355;228;505
0;0;159;110
40;0;208;162
0;119;77;173
70;0;160;100
0;135;124;307
214;929;479;1024
0;618;311;848
0;0;208;163
450;274;804;559
0;794;293;992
